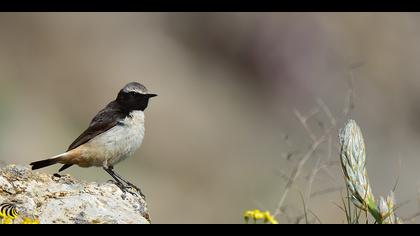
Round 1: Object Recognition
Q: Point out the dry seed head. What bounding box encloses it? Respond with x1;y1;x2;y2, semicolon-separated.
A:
339;120;374;210
379;192;402;224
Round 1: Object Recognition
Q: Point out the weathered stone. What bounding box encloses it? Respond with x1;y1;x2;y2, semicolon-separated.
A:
0;165;150;224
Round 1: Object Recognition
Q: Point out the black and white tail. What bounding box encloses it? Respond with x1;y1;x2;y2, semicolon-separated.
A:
30;153;66;170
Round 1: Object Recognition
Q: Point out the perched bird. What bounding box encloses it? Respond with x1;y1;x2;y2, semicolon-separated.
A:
30;82;157;198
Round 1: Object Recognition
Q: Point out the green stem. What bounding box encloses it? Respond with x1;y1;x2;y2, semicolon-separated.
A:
367;198;382;224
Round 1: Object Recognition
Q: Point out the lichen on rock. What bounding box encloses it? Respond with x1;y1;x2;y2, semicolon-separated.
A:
0;165;150;224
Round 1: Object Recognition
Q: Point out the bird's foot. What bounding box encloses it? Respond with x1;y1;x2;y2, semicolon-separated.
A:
108;180;146;200
125;183;146;200
107;180;129;200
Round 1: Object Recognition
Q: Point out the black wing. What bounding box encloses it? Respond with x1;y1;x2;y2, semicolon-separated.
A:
67;101;127;151
59;101;127;172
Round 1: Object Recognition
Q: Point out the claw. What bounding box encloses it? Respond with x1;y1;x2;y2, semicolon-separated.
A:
127;184;146;200
104;166;146;199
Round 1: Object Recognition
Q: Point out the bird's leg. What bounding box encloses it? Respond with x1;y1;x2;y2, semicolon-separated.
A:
103;166;146;199
105;166;129;186
103;167;127;192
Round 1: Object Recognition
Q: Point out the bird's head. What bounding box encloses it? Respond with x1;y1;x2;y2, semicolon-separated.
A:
116;82;157;112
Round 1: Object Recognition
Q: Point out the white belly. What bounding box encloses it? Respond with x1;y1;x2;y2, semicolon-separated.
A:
82;111;145;167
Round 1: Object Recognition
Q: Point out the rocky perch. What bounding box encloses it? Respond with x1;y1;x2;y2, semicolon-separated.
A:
0;165;150;224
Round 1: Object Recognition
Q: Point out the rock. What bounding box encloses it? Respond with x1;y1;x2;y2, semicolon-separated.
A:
0;165;150;224
0;161;6;168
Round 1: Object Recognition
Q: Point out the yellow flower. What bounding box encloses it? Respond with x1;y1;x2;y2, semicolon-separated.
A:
263;211;279;224
244;209;278;224
2;216;13;224
22;217;40;224
244;210;253;223
253;210;265;220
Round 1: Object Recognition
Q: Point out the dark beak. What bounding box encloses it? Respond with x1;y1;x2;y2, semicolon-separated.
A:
147;93;157;98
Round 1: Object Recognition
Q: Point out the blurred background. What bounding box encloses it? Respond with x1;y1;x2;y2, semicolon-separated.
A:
1;12;420;223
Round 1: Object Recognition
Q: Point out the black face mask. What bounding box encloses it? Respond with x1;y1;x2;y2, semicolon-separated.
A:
116;91;157;112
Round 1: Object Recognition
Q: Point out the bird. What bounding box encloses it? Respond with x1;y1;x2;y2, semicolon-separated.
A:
30;82;157;198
